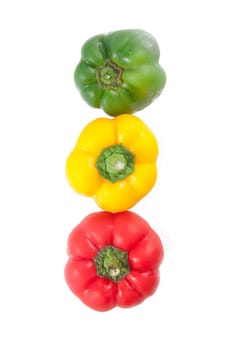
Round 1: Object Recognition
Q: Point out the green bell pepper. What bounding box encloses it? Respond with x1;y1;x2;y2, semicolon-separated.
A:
74;29;166;116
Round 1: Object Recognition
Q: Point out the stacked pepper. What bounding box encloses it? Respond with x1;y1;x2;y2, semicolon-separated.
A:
65;29;166;311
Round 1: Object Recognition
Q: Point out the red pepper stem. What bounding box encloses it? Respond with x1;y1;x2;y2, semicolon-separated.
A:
94;245;130;282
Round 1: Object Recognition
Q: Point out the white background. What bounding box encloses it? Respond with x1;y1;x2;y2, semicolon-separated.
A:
0;0;233;348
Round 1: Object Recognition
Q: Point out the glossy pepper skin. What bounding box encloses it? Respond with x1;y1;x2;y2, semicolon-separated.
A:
66;114;159;213
74;29;166;116
65;211;164;312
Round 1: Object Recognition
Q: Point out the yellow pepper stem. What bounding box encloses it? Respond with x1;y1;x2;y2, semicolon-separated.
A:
95;144;135;183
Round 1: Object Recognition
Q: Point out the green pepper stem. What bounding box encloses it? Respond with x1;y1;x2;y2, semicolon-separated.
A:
95;144;135;183
94;245;130;282
96;59;123;89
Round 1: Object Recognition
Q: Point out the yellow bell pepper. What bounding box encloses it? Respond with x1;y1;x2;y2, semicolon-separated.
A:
66;114;158;212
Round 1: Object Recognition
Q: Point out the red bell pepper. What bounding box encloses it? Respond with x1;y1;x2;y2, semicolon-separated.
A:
65;211;164;311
